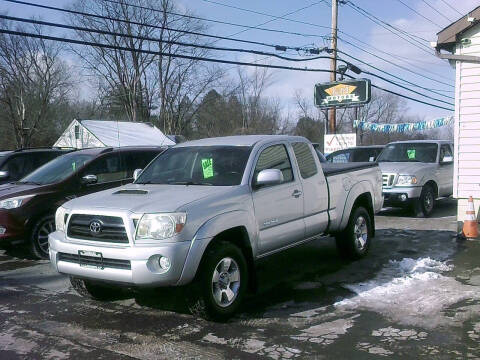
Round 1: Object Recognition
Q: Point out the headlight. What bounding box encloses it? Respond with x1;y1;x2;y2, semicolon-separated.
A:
397;175;418;186
0;195;34;209
136;213;187;241
55;206;68;232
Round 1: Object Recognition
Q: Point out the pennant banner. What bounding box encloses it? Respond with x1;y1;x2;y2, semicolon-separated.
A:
353;116;453;133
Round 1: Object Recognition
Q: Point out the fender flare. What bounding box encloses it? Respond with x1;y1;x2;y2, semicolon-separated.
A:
176;210;257;285
338;180;375;232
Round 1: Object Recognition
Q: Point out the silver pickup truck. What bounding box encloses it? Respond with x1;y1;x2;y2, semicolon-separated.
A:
378;140;454;217
49;135;382;320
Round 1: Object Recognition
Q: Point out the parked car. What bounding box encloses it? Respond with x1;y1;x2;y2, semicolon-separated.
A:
0;147;74;185
0;146;164;258
377;140;454;216
326;145;385;163
49;135;383;320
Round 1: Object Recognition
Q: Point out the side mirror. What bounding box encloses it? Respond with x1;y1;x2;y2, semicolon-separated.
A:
133;169;142;181
81;174;98;185
255;169;284;187
0;171;8;179
441;155;453;164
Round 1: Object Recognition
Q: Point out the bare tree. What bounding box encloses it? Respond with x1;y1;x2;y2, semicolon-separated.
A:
0;21;73;148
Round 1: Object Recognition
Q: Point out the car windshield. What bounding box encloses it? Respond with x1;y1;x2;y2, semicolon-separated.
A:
377;143;438;163
20;152;94;185
136;146;252;186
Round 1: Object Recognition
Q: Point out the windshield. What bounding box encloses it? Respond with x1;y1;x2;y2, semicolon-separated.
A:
136;146;252;186
377;143;438;163
20;152;94;185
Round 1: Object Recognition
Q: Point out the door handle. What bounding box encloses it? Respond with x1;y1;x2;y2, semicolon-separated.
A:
292;190;302;198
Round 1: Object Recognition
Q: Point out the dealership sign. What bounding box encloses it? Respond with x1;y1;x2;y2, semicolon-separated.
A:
324;133;356;154
315;79;371;108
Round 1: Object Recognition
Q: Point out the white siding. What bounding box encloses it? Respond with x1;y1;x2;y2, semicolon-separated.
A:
454;26;480;221
455;26;480;194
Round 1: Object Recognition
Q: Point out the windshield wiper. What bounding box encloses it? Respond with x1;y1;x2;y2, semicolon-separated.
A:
168;181;213;186
16;181;42;185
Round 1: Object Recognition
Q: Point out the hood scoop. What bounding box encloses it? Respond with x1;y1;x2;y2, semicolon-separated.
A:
113;189;148;195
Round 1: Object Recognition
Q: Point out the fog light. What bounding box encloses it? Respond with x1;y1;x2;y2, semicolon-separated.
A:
399;194;407;201
159;256;171;271
0;226;5;235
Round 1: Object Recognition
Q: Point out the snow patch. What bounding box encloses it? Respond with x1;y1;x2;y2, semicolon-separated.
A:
335;257;480;328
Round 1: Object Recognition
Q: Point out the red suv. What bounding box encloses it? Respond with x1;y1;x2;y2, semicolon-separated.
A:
0;146;164;258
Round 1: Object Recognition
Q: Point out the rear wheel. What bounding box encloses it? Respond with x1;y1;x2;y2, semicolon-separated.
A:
188;242;248;321
29;215;55;259
335;206;372;260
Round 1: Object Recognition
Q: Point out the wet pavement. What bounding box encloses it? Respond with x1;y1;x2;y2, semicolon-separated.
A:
2;199;480;359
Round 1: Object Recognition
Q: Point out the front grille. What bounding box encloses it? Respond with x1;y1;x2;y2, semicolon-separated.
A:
67;214;128;243
382;173;395;187
58;252;131;270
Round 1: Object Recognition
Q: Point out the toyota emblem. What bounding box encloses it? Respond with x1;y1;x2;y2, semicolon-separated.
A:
89;220;102;234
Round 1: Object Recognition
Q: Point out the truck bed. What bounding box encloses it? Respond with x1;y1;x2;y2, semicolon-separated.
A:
321;162;379;177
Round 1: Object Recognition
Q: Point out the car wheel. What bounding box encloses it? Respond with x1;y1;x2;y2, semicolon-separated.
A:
188;241;248;321
29;215;55;259
69;276;114;300
335;206;372;260
419;185;435;217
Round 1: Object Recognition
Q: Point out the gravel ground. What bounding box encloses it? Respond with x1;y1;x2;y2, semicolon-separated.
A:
2;199;480;359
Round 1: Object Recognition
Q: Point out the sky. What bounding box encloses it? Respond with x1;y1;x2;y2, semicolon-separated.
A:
1;0;479;122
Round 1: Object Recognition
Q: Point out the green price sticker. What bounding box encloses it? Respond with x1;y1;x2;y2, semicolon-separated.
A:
407;149;416;159
201;158;214;178
72;162;76;171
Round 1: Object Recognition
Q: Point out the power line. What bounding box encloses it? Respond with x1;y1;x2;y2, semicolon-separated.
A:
420;0;453;23
0;14;328;62
346;1;434;56
372;84;453;112
2;0;325;43
438;0;463;17
394;0;444;28
337;50;454;100
101;0;328;37
0;27;453;111
337;36;454;88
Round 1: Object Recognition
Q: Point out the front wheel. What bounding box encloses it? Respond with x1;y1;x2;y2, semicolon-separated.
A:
188;242;248;321
335;206;372;260
70;277;115;300
418;185;435;217
29;215;55;259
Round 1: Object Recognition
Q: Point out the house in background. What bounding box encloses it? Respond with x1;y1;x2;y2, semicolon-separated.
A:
435;5;480;224
54;119;175;149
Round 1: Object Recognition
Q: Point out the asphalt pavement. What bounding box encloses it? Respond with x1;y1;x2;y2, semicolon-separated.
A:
2;198;480;359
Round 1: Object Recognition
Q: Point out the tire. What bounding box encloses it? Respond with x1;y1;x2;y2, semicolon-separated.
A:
418;185;435;217
69;276;114;300
335;206;372;260
29;215;55;259
187;242;248;321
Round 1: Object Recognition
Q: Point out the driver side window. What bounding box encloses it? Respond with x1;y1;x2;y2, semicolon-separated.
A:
82;153;126;184
254;144;293;185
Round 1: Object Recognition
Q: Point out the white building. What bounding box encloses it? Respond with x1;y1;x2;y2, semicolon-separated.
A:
436;6;480;223
54;119;175;149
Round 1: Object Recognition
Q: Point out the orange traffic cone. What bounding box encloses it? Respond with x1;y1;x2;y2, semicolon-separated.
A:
463;196;479;239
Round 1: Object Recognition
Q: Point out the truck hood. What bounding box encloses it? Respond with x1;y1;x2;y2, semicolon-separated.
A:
0;182;48;200
63;183;235;213
378;162;436;175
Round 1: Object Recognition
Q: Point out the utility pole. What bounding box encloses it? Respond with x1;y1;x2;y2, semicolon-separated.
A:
329;0;338;134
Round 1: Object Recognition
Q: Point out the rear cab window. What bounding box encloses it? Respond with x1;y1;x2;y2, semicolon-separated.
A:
292;142;318;179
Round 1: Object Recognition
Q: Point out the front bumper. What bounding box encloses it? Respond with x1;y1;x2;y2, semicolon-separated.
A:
49;230;192;286
382;186;422;206
0;210;25;242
